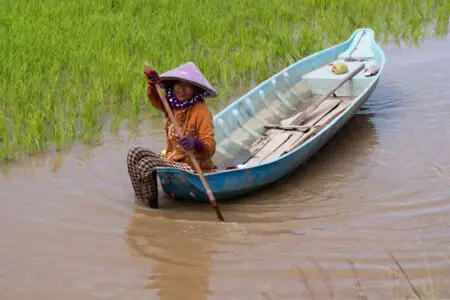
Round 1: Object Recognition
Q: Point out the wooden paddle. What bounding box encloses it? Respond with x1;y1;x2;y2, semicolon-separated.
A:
146;64;225;222
290;63;365;125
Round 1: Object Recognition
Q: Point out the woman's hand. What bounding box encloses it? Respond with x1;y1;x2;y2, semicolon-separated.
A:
179;135;204;151
144;64;160;85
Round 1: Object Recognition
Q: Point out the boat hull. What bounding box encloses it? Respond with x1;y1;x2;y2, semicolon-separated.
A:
156;28;385;203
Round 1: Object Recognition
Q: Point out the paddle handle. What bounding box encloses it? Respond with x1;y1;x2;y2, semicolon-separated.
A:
292;63;365;125
152;81;225;222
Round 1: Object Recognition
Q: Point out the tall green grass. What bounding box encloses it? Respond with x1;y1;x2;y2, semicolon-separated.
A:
1;0;449;160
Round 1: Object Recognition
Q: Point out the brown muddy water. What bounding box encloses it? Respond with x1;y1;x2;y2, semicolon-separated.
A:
2;36;450;300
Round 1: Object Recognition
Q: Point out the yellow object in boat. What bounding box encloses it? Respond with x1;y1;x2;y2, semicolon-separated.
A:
331;63;349;75
160;149;167;156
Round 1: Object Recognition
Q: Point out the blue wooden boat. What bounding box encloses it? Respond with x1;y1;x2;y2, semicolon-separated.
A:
156;28;385;202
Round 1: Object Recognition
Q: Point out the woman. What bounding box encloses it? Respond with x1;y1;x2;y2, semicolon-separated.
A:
127;62;217;208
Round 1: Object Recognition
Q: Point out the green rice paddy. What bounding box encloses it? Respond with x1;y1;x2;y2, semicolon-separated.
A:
1;0;449;160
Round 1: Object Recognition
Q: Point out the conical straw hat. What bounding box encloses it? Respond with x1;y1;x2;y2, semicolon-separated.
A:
159;62;218;98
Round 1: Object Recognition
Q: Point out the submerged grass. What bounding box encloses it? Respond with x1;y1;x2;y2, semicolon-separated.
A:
262;252;450;299
1;0;449;160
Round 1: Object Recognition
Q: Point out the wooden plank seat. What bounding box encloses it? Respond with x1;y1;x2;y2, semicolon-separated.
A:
244;97;353;165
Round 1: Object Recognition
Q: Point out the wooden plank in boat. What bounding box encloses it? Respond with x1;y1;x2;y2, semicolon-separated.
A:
264;124;310;132
248;128;283;154
249;136;271;155
280;98;341;126
300;99;342;126
257;100;341;163
263;131;305;162
251;100;351;164
315;100;351;127
249;128;288;154
282;100;352;154
244;98;348;165
280;111;302;126
246;131;293;165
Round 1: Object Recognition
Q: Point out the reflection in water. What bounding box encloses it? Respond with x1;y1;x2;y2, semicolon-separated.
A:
126;207;217;299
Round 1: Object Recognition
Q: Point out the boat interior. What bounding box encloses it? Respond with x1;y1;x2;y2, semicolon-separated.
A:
211;30;380;169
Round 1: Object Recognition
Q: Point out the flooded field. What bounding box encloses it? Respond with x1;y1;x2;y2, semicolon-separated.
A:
1;35;450;299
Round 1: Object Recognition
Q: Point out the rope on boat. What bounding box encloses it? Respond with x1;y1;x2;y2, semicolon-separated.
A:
345;30;367;62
